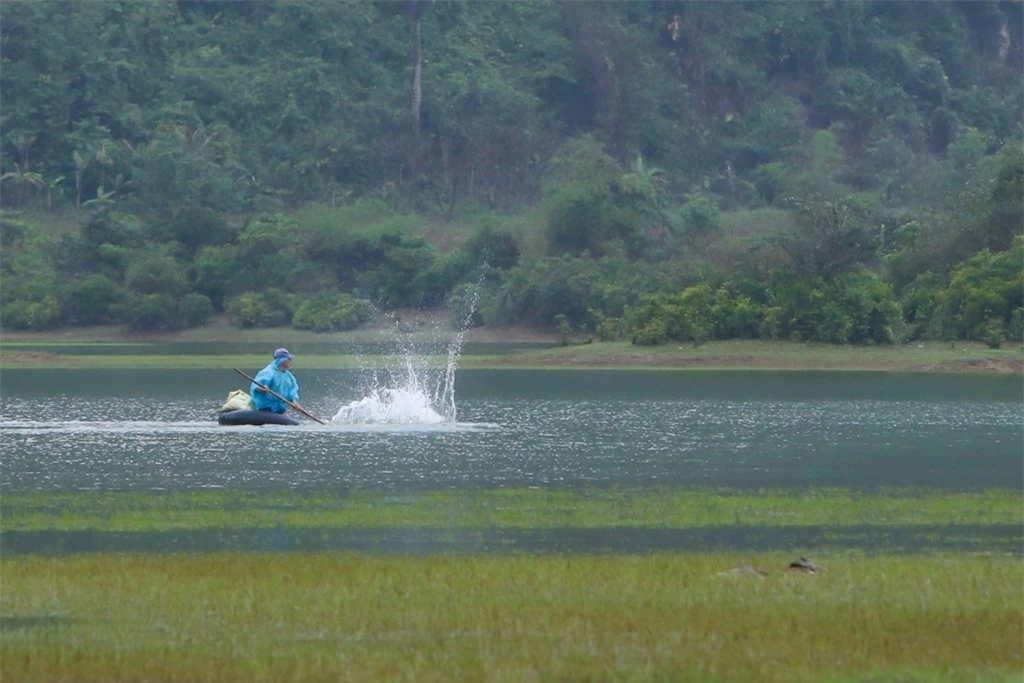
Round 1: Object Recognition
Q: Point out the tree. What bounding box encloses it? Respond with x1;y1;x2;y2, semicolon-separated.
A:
292;293;373;332
44;175;65;213
121;293;179;331
780;195;878;278
0;163;43;207
677;196;721;241
192;245;237;310
179;293;214;328
124;250;189;297
62;274;122;326
409;0;427;137
226;290;294;328
72;151;89;208
942;238;1024;345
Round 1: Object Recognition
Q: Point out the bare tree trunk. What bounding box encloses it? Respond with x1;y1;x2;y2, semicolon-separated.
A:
410;0;424;137
998;22;1010;62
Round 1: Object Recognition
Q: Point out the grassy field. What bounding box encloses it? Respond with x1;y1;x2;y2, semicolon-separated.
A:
2;552;1020;682
3;489;1020;680
2;487;1020;532
477;339;1024;373
1;338;1021;371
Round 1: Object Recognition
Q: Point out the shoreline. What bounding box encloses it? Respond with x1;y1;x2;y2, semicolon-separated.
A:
3;487;1018;532
1;338;1021;373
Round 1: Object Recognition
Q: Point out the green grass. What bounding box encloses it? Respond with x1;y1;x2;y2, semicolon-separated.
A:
718;207;795;239
477;339;1024;372
294;200;424;241
1;552;1020;682
0;352;393;369
1;338;1021;370
2;488;1020;532
0;313;462;345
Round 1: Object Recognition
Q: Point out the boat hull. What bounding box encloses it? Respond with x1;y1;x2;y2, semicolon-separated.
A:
218;409;300;426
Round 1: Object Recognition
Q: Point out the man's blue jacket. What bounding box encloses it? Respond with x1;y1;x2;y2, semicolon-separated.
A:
250;358;300;413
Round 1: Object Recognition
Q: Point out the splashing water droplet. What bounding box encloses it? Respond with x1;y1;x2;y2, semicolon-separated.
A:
331;281;482;425
332;386;447;425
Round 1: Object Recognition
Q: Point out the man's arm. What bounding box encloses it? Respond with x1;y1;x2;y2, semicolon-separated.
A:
251;368;275;393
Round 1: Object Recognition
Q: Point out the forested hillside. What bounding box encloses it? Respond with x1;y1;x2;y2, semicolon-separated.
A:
2;0;1021;346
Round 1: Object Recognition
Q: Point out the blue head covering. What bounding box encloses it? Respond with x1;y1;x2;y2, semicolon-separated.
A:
273;348;294;368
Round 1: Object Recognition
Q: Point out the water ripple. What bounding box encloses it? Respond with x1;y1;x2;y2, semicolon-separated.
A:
2;394;1019;491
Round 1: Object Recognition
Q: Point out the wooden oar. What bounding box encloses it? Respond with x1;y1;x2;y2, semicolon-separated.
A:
233;367;327;425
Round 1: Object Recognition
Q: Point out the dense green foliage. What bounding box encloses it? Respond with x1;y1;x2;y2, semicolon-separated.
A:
1;1;1021;344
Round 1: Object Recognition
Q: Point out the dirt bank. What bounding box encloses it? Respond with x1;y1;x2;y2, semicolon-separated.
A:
914;357;1024;374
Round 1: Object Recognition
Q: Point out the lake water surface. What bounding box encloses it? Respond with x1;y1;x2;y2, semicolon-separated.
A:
2;369;1020;492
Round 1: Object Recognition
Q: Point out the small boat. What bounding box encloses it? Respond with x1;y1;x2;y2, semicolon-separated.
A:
218;409;300;426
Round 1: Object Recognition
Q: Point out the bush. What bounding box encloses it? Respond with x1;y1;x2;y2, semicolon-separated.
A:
1007;308;1024;345
542;140;653;259
942;240;1024;342
544;182;609;255
595;315;623;342
359;235;441;307
711;288;764;339
679;284;714;345
0;214;31;249
631;317;668;346
463;223;521;271
626;285;713;346
291;293;372;332
625;271;902;346
1;295;61;331
899;271;947;340
193;245;236;310
485;255;666;331
678;196;721;239
830;271;904;344
227;290;293;328
980;317;1004;349
446;282;485;331
122;293;179;331
62;274;122;326
124;250;189;297
179;293;214;328
80;209;144;252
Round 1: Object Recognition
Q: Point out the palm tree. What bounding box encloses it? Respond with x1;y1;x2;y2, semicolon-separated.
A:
0;163;44;207
44;175;66;213
630;153;665;186
73;150;89;207
83;185;116;207
110;173;135;197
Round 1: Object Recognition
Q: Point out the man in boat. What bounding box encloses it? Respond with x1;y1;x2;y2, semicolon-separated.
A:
250;348;304;414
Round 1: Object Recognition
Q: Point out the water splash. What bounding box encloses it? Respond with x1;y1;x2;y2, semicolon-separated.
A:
331;282;481;425
331;386;447;425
